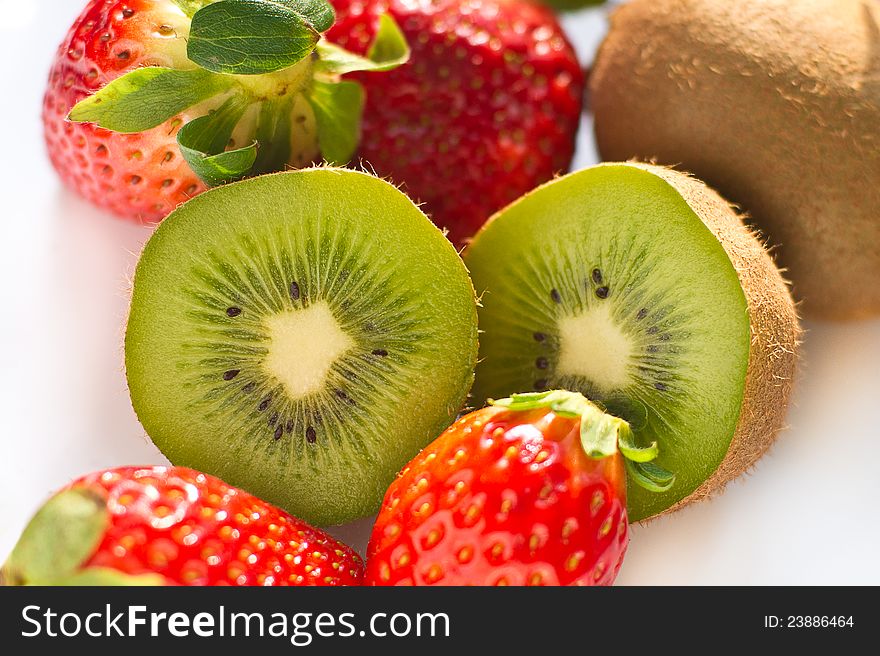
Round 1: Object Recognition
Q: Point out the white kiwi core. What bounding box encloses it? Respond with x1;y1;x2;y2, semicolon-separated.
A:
557;305;633;392
262;302;354;399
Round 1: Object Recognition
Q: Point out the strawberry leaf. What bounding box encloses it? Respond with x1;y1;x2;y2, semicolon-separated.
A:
307;79;364;164
578;403;624;459
493;390;594;419
625;460;676;493
251;95;295;175
188;0;321;75
492;390;676;493
178;94;258;186
617;426;659;463
274;0;336;32
316;14;410;76
1;489;109;586
181;143;258;187
491;390;560;411
54;567;167;587
367;14;410;68
68;67;229;133
493;391;622;457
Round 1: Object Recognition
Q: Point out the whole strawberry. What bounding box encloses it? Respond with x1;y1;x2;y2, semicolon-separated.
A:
1;466;363;586
44;0;408;222
327;0;584;245
365;391;673;586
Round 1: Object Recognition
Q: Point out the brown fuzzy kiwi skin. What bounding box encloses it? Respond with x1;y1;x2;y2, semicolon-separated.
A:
590;0;880;320
621;162;801;517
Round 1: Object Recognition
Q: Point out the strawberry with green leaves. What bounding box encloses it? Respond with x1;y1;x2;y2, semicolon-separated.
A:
365;391;674;586
327;0;584;245
1;466;363;586
44;0;407;222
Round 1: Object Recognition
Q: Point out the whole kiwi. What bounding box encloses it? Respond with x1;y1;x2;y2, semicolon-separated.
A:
590;0;880;319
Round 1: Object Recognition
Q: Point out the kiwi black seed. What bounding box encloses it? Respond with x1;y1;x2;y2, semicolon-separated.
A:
464;163;800;521
125;168;479;526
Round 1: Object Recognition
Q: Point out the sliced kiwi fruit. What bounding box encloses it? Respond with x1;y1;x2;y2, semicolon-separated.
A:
125;168;478;526
464;163;800;521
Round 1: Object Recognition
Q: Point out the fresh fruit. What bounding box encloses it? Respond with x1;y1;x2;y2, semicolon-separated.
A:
365;391;673;586
1;466;363;586
327;0;584;245
125;167;479;526
590;0;880;319
464;163;800;521
44;0;407;223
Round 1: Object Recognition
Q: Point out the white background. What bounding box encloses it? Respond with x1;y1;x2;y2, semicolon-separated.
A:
1;0;878;585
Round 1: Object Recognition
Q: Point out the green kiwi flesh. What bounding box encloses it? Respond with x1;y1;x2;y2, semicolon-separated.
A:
464;164;752;521
125;168;479;526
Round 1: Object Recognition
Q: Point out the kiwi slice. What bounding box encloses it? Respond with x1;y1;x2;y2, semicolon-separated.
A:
125;168;478;526
464;163;799;521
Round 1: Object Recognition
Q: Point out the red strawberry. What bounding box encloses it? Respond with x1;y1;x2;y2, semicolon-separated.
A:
44;0;408;223
1;466;363;586
44;0;203;221
364;391;673;586
327;0;584;245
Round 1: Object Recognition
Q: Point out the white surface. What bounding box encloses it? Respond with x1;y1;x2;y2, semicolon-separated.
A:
1;1;878;585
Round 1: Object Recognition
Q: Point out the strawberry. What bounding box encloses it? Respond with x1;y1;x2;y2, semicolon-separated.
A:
364;391;674;586
1;466;363;586
44;0;408;223
327;0;584;245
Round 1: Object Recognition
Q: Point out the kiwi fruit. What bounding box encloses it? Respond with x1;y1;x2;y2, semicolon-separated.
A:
125;168;479;526
590;0;880;319
464;163;800;521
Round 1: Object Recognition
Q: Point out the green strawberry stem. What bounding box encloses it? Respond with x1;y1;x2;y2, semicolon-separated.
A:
68;0;410;187
491;390;676;492
0;489;164;586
